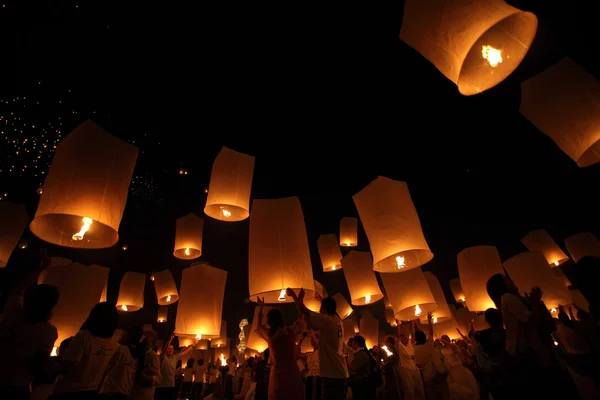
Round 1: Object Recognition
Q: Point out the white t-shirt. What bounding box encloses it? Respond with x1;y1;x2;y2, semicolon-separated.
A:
196;365;207;383
396;340;418;371
157;352;182;387
182;366;195;382
414;338;437;380
307;311;348;379
307;349;320;376
100;344;138;395
54;329;117;393
501;293;531;357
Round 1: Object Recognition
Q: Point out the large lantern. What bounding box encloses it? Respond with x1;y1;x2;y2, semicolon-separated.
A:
306;280;327;313
248;197;315;303
204;147;255;221
317;234;343;272
30;120;138;248
423;272;451;322
0;202;29;267
520;58;600;167
457;246;503;312
521;229;569;267
332;293;353;319
176;263;227;340
157;307;168;323
343;318;359;343
554;268;572;288
341;251;383;306
400;0;537;96
433;319;461;340
385;308;397;327
353;177;433;272
38;262;109;345
564;232;600;263
116;272;146;312
173;213;204;260
153;269;179;305
380;267;437;321
246;305;272;352
360;310;379;349
211;320;228;348
339;217;358;247
449;278;466;303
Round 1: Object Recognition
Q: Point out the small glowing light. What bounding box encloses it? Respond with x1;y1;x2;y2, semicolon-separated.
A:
460;297;466;302
346;311;352;317
365;295;371;304
482;45;503;68
414;304;422;317
554;260;559;267
554;341;559;346
433;317;438;324
381;345;393;357
184;248;190;256
396;256;405;269
278;289;287;302
331;265;336;271
72;217;93;241
220;353;227;367
166;295;171;303
150;275;155;281
196;334;202;340
217;343;221;348
551;308;557;314
221;208;231;218
204;188;208;194
51;347;58;357
158;319;165;323
121;305;128;311
121;244;128;251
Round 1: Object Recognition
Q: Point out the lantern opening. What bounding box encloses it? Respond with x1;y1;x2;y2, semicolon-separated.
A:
278;289;286;302
31;214;118;248
415;304;422;317
158;294;178;305
433;317;438;324
158;319;165;323
374;250;433;273
205;203;250;222
331;265;336;271
196;334;202;340
173;246;201;259
51;347;58;357
121;305;128;311
365;295;371;304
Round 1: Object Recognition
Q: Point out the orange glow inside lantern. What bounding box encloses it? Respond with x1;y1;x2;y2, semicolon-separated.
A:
211;321;228;348
458;246;504;312
246;305;271;352
360;311;379;349
116;272;147;312
521;229;569;267
157;306;168;323
306;281;327;313
0;202;29;267
343;318;359;342
153;269;179;305
449;278;466;303
565;232;600;263
380;267;437;321
339;217;358;247
317;234;343;272
422;272;452;323
173;213;204;259
341;251;383;306
332;293;353;319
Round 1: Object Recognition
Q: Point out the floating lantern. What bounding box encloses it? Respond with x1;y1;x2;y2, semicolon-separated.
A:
380;267;437;321
457;246;504;312
520;58;600;167
339;217;358;247
300;334;315;353
116;272;146;312
554;268;572;288
343;318;359;342
453;305;488;333
360;311;379;349
153;269;179;305
564;232;600;263
332;293;353;319
30;120;138;248
433;319;461;340
246;305;272;352
306;280;327;313
173;213;204;260
176;263;227;339
204;147;255;221
211;321;228;348
157;306;168;323
423;272;452;322
400;0;537;95
341;251;383;306
0;202;29;267
38;262;109;345
317;234;343;272
353;177;433;272
449;278;466;303
521;229;569;267
248;197;315;303
385;308;397;327
503;251;572;310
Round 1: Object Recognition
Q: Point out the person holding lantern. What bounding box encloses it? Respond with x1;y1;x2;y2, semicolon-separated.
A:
155;333;198;400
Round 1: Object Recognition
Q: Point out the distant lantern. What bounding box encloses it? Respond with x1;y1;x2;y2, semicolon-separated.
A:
433;319;461;341
116;272;146;312
157;307;168;323
360;310;379;349
306;280;328;313
30;120;138;249
173;213;204;260
353;177;433;272
554;268;572;288
400;0;537;96
247;305;272;352
520;58;600;168
332;293;353;319
176;263;227;339
38;262;109;346
0;202;29;267
317;234;343;272
423;272;452;322
153;269;179;305
339;217;358;247
449;278;466;304
565;232;600;263
504;252;572;311
343;318;359;342
457;246;504;312
204;147;255;221
248;197;315;303
521;229;569;267
211;320;228;348
341;251;383;306
380;267;437;321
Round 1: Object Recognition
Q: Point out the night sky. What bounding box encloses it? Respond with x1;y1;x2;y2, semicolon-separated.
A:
1;1;600;343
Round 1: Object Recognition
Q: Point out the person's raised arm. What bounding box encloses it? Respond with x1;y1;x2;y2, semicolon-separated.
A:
410;320;417;344
161;333;175;361
255;297;269;340
180;338;198;356
287;287;310;317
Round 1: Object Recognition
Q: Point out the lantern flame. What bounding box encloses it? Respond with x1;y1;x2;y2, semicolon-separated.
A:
150;276;155;281
365;295;371;304
166;295;171;303
482;45;503;68
332;265;336;271
345;242;351;246
554;260;559;267
220;353;227;367
278;289;286;302
551;308;557;314
196;334;202;340
396;256;405;269
217;343;221;347
414;304;422;317
346;311;352;317
381;345;393;357
72;217;93;241
51;347;58;357
221;208;232;218
433;317;438;324
184;248;190;256
460;297;466;302
121;305;128;311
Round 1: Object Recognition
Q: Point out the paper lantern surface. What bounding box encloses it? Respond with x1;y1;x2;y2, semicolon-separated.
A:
457;246;503;312
0;202;29;267
157;306;168;323
401;0;537;95
433;319;461;340
173;213;204;259
353;177;433;272
176;263;227;339
332;293;353;320
520;58;600;167
385;308;397;327
565;232;600;263
153;269;179;305
553;268;572;288
342;318;358;343
211;320;228;348
569;289;590;312
449;278;466;303
360;311;379;349
317;234;343;272
503;252;572;310
30;120;138;248
247;305;272;352
521;229;569;267
306;280;327;313
381;267;437;321
341;251;383;306
248;197;315;303
339;217;358;247
116;272;146;312
204;147;255;221
423;272;452;322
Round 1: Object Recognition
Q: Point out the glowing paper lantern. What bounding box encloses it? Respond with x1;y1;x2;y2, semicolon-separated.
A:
153;269;179;305
173;213;204;260
248;197;315;303
204;147;255;221
457;246;503;312
423;272;451;322
30;120;138;248
116;272;146;312
339;217;358;247
360;311;379;349
332;293;353;319
400;0;537;96
176;263;227;339
449;278;466;303
353;177;433;272
385;308;397;327
157;307;168;323
433;319;461;340
317;234;343;272
306;280;327;313
38;262;109;345
503;252;572;311
246;305;272;352
343;318;359;343
554;268;572;288
211;321;228;348
380;267;437;321
521;229;569;267
565;232;600;263
0;202;29;267
99;283;108;303
453;305;488;333
341;251;383;306
520;58;600;167
300;334;314;353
